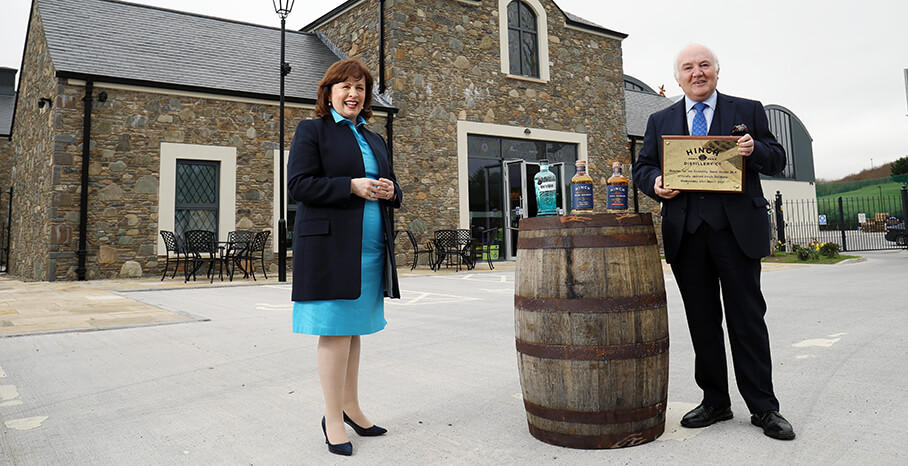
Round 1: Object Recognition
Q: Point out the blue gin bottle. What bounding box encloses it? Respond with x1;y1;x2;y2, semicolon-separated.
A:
534;160;558;217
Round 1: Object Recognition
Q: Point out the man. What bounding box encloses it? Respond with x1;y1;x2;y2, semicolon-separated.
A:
633;44;795;440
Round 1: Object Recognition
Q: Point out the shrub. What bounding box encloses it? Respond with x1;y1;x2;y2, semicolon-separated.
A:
792;240;842;261
819;242;842;258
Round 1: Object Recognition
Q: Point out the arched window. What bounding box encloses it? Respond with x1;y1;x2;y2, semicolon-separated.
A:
507;1;538;78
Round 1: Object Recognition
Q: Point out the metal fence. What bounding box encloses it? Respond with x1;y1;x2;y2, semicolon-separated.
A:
771;187;908;252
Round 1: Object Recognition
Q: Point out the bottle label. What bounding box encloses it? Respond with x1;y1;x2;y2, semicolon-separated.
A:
571;184;593;211
607;185;628;210
538;181;556;193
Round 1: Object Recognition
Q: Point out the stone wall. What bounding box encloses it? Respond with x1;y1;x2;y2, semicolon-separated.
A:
0;137;11;267
40;85;388;281
7;4;57;280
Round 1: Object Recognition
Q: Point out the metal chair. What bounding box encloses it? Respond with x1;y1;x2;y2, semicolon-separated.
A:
433;229;474;272
395;229;434;270
454;229;476;270
477;227;499;270
183;230;221;283
225;230;254;280
159;230;184;280
235;230;270;280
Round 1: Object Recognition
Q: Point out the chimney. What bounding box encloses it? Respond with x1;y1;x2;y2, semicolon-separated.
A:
0;68;17;95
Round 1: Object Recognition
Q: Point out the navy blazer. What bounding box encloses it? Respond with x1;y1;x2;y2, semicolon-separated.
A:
287;116;402;301
633;92;786;263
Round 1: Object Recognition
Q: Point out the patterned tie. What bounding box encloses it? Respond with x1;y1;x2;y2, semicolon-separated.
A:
691;102;708;136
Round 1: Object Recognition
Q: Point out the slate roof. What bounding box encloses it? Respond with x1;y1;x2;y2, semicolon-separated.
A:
0;93;14;136
303;0;627;39
624;88;674;138
35;0;392;107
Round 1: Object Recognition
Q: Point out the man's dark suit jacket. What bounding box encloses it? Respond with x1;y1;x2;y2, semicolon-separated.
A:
287;116;402;302
633;92;786;263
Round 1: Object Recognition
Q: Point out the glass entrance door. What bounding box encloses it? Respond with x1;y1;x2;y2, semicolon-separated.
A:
502;159;566;259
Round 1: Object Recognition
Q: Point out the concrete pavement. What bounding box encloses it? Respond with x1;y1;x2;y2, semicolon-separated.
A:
0;251;905;464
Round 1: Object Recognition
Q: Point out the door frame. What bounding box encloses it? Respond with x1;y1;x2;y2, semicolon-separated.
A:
457;121;588;230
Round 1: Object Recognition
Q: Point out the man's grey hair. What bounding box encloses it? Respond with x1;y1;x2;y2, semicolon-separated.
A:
674;44;720;80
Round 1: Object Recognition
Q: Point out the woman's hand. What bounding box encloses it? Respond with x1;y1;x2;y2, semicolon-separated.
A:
351;177;396;201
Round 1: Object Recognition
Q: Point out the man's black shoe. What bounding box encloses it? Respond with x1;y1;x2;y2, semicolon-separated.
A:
680;404;733;428
751;411;796;440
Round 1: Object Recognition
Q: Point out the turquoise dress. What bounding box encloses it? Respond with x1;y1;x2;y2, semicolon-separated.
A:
291;110;387;336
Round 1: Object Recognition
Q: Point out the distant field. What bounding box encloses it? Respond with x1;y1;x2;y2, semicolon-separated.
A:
816;182;906;220
818;182;904;203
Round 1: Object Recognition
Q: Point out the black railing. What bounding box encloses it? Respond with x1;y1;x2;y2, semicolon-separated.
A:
771;188;907;252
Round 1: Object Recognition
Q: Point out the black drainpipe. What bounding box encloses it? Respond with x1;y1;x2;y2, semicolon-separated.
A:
76;81;93;280
378;0;386;94
629;136;640;213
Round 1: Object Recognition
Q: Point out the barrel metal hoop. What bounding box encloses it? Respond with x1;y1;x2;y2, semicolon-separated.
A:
528;421;665;449
517;232;657;250
515;336;669;361
515;293;666;314
519;213;652;231
523;399;666;425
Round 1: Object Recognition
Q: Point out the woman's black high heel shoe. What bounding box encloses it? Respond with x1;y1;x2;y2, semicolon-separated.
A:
321;417;353;456
343;412;388;437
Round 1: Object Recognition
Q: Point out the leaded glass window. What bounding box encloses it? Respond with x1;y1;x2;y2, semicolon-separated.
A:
174;159;219;238
507;1;539;78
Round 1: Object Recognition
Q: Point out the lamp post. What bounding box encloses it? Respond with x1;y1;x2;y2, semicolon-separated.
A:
273;0;294;282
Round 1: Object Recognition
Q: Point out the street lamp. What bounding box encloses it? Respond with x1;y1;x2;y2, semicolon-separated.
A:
273;0;294;282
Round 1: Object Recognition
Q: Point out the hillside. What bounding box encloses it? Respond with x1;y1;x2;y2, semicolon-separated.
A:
818;163;892;184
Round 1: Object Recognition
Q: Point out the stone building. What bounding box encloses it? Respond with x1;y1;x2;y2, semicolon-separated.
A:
0;67;14;271
3;0;631;280
1;0;393;280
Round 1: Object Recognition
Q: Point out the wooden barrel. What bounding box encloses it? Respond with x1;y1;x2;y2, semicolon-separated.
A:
515;213;668;449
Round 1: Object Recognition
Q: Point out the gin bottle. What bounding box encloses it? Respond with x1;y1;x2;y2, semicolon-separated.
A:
534;159;558;217
606;162;628;213
570;160;594;213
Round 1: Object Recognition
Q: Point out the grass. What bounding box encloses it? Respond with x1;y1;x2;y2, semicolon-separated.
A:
762;252;858;264
817;181;905;204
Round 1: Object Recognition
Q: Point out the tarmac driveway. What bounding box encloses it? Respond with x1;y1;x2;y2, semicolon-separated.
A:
0;251;906;464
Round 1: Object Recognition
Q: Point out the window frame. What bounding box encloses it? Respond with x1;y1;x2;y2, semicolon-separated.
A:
174;159;221;239
498;0;550;83
157;143;237;255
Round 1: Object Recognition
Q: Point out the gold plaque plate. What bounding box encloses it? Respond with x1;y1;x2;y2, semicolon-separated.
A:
661;136;745;193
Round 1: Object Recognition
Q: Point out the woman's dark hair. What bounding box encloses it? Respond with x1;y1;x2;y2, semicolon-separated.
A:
315;58;374;120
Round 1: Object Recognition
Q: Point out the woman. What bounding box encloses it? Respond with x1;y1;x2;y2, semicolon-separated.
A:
287;58;402;457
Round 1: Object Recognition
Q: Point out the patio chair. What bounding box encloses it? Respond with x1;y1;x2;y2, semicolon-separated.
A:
454;228;476;270
183;230;222;283
477;227;499;270
395;229;434;270
159;230;184;280
225;230;254;280
235;230;270;280
433;229;474;272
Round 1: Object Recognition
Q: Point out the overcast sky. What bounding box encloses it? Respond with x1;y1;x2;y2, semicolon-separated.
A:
2;0;906;180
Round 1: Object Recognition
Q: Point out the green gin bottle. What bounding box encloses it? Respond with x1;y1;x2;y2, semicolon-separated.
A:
534;159;558;217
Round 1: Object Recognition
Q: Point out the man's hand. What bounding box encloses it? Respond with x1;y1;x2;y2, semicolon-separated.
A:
737;134;754;157
654;175;680;199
